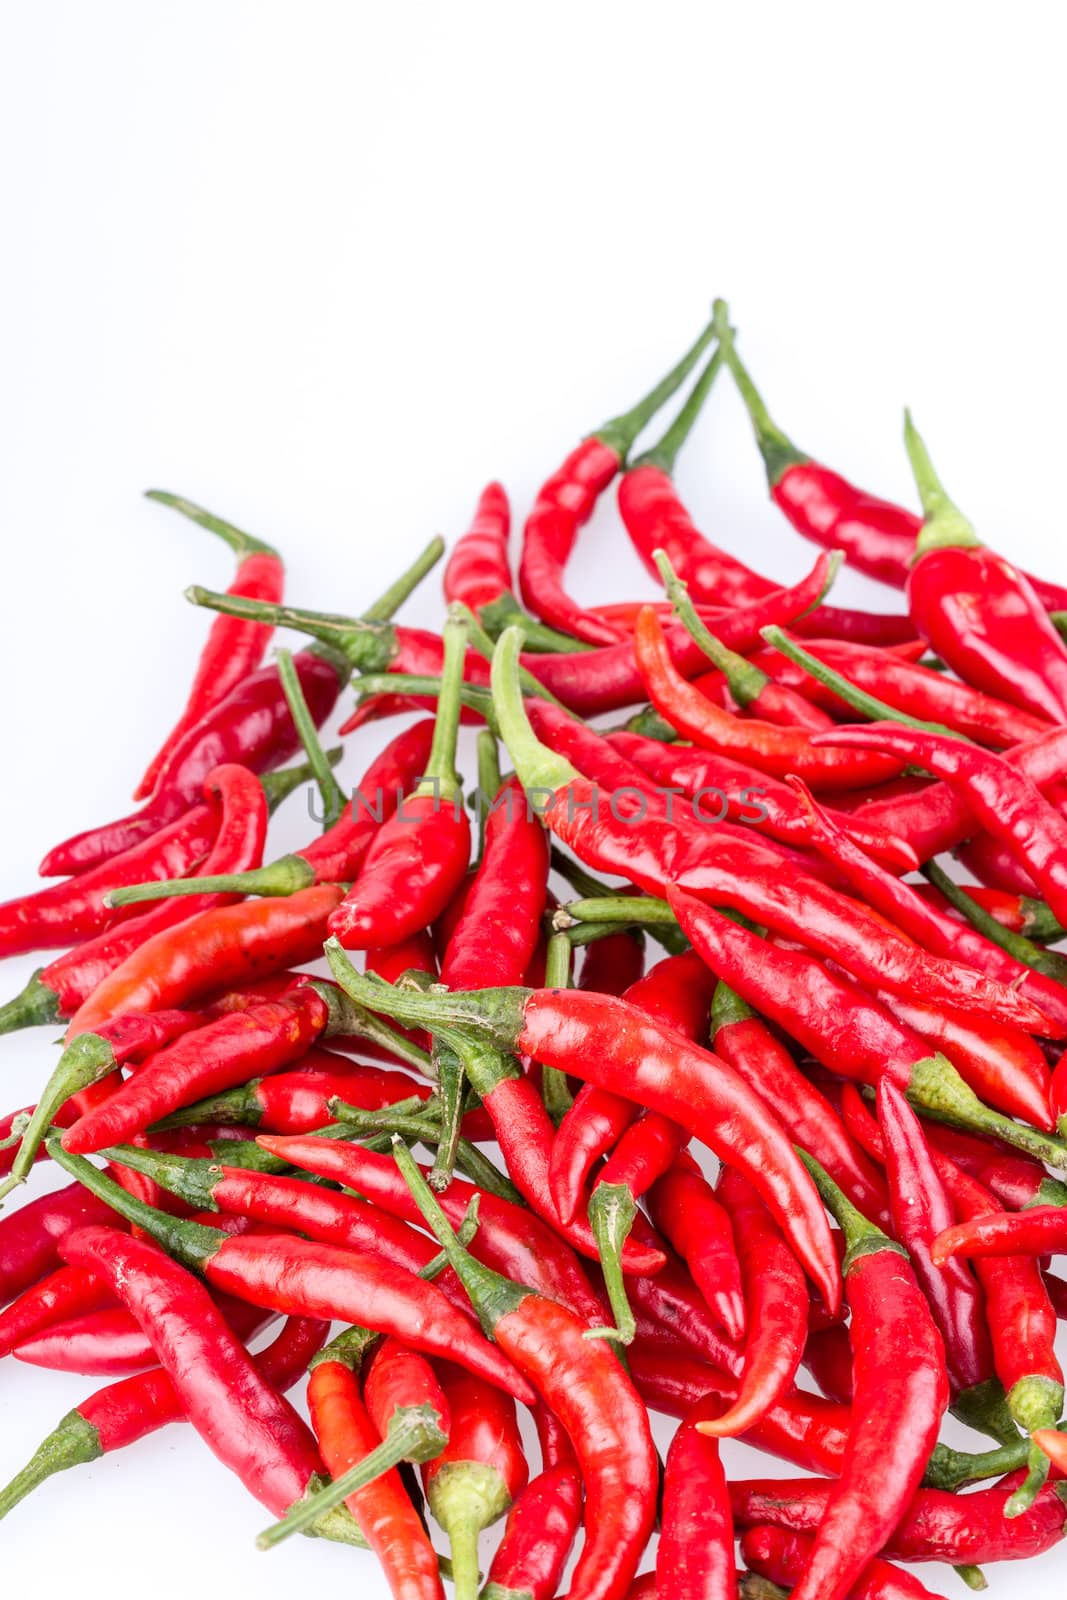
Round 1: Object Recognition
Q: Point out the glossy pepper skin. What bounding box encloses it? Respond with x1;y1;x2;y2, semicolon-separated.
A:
257;1139;607;1328
66;883;345;1037
728;1473;1067;1565
307;1353;444;1600
442;481;512;614
741;1526;943;1600
154;1056;433;1135
0;1265;112;1358
0;1314;331;1526
903;412;1067;724
656;1390;735;1600
775;1162;949;1600
24;764;270;1022
62;989;330;1155
300;719;436;884
0;1182;123;1308
325;954;841;1316
135;493;286;800
481;1463;583;1600
40;649;342;877
934;1205;1067;1263
0;801;221;959
47;1145;535;1404
647;1155;745;1342
58;1225;325;1518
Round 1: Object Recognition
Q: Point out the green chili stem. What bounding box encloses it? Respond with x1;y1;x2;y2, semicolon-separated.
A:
656;550;768;707
145;489;279;560
596;314;718;461
361;537;446;624
921;860;1067;985
478;591;593;654
276;648;345;830
490;629;577;795
761;625;957;735
451;602;565;709
904;411;980;555
631;341;729;476
586;1182;638;1347
107;853;317;908
712;299;808;486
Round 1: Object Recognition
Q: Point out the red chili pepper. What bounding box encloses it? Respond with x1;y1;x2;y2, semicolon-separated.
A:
81;1145;475;1308
697;1167;808;1438
917;881;1065;942
330;617;472;949
0;1264;112;1358
656;1390;735;1600
56;1224;328;1518
728;1473;1067;1565
0;1313;332;1527
0;799;222;959
647;1154;745;1342
421;1364;528;1600
767;1156;948;1600
710;981;887;1219
627;1338;850;1477
593;596;918;650
763;633;1053;747
934;1205;1067;1264
670;888;1066;1170
818;722;1067;935
61;988;330;1154
873;1079;996;1400
634;605;903;790
2;765;271;1036
802;1324;853;1405
13;1293;270;1376
717;301;1067;614
153;1055;432;1134
0;1181;124;1308
609;728;918;873
258;1137;606;1327
40;650;343;878
327;948;841;1316
305;1335;444;1599
481;1463;583;1600
443;481;512;614
66;882;345;1037
741;1526;944;1600
50;1142;535;1402
397;1142;658;1600
518;318;716;645
919;1119;1067;1212
135;494;285;800
902;412;1067;722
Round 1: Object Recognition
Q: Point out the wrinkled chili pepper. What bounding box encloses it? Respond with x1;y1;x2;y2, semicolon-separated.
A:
324;942;841;1314
517;316;717;645
135;492;286;799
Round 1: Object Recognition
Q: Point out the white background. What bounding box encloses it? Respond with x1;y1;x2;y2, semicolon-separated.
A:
2;3;1067;1595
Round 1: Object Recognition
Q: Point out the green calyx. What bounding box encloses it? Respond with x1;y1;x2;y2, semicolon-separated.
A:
586;1181;638;1347
97;1145;222;1211
313;978;435;1076
904;411;981;557
45;1139;223;1269
0;972;62;1037
630;339;728;477
452;601;566;710
0;1408;102;1522
392;1137;532;1332
796;1148;902;1272
906;1053;1067;1169
261;749;343;813
491;627;578;796
657;549;769;706
713;299;809;487
595;312;718;461
478;590;592;654
325;940;527;1060
107;853;317;909
951;1377;1025;1447
277;648;345;830
414;611;468;803
1007;1374;1065;1436
0;1033;119;1202
924;1433;1029;1492
710;980;754;1037
429;1461;510;1600
146;489;281;562
185;586;400;672
309;1324;379;1374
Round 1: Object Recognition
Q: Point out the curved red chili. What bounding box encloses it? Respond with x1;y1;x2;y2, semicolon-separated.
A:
153;1055;432;1135
741;1526;943;1600
518;318;716;645
0;1181;124;1308
647;1154;745;1342
656;1390;735;1600
135;493;285;800
0;1264;112;1359
481;1463;583;1600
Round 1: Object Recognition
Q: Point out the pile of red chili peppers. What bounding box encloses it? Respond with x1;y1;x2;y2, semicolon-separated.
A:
7;301;1067;1599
